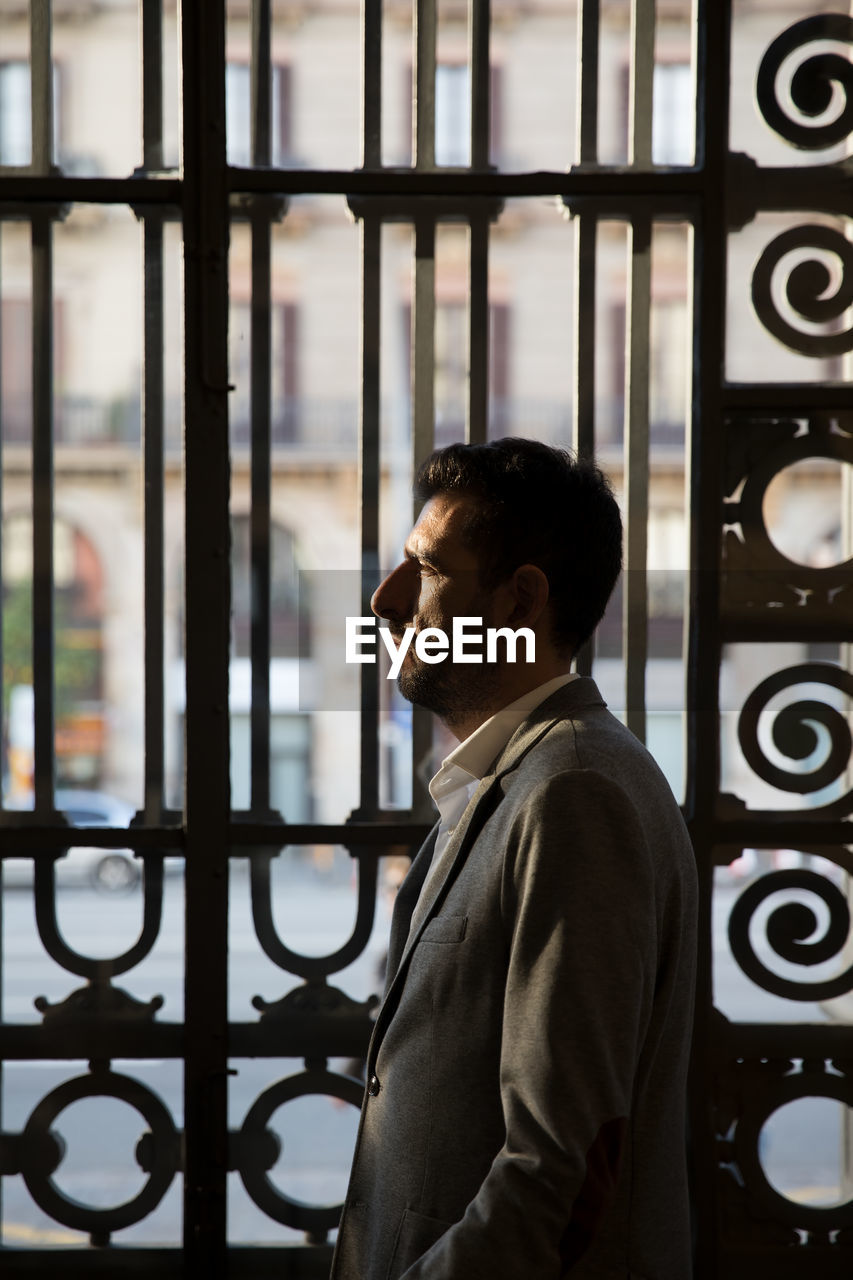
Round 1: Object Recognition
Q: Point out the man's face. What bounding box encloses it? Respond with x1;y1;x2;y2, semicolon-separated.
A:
370;493;505;728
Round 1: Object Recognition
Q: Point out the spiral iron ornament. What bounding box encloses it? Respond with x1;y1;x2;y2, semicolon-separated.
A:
751;225;853;357
738;663;852;804
757;15;853;149
729;868;852;1001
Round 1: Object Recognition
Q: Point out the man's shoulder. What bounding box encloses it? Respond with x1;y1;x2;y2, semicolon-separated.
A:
494;678;636;775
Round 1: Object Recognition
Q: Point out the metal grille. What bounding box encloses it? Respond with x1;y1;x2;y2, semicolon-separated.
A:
0;1;851;1276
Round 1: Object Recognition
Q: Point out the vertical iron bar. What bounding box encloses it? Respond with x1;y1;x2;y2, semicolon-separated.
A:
251;0;272;167
143;213;167;821
181;0;230;1273
250;208;273;814
623;214;651;742
467;0;490;443
412;217;436;478
577;0;600;166
362;0;382;169
469;0;490;170
467;214;489;445
358;214;381;817
31;213;54;815
572;213;597;463
30;0;52;173
686;2;728;1274
414;0;437;170
30;0;55;812
628;0;655;168
141;0;167;816
411;215;435;815
573;0;600;679
249;0;273;813
572;210;598;678
141;0;164;172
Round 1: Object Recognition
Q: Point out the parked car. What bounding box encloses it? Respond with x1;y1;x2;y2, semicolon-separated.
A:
2;790;141;893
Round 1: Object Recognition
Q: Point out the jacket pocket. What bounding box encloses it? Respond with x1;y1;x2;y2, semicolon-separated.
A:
386;1207;452;1279
420;914;468;944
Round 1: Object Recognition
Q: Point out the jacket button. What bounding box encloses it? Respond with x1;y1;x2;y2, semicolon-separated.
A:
367;1074;381;1096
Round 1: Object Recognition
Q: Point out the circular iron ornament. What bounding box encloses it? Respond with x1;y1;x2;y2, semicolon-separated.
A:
735;1070;853;1229
21;1069;179;1234
729;870;853;1001
757;15;853;149
738;663;853;798
729;417;853;578
237;1068;364;1231
751;225;853;357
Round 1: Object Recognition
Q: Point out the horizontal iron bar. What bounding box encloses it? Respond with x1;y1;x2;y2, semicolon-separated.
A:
0;176;183;204
689;819;852;846
2;1020;372;1060
0;827;185;852
710;1019;853;1059
0;822;431;852
716;1248;853;1280
1;1024;183;1059
723;385;853;412
229;822;433;847
0;1245;334;1278
0;169;705;205
720;620;853;644
2;161;852;212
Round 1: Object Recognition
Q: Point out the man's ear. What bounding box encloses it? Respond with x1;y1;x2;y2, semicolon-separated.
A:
505;563;550;629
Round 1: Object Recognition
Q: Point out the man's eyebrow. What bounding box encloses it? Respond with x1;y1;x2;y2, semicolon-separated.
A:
404;545;442;570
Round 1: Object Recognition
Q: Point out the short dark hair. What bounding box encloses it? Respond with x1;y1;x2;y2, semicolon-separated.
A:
414;438;622;654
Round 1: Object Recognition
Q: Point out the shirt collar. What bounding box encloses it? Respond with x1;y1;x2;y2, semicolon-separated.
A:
441;672;579;784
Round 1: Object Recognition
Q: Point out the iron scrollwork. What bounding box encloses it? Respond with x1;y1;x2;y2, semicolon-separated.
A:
722;414;853;616
757;15;853;150
728;866;852;1001
234;1068;364;1233
718;1056;853;1237
737;662;853;814
31;852;167;1024
751;225;853;357
19;1065;180;1242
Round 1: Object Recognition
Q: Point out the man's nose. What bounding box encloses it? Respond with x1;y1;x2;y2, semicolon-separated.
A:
371;561;417;622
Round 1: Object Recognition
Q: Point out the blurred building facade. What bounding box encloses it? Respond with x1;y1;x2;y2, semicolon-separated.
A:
0;0;846;823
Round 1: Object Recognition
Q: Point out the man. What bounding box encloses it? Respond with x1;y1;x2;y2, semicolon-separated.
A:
331;438;697;1279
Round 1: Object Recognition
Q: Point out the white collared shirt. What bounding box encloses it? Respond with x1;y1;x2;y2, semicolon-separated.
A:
412;673;579;930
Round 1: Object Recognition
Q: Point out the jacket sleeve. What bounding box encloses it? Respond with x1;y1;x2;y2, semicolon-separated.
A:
402;768;659;1279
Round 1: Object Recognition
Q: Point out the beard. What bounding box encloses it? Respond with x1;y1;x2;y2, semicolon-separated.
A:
390;596;505;732
396;651;503;729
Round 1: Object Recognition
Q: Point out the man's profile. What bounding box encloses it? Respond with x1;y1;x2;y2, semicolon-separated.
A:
331;438;697;1280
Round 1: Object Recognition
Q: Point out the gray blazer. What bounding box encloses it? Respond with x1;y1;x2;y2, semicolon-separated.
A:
331;679;697;1280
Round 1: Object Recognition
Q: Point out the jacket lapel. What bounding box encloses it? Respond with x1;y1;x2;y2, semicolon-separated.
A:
375;678;608;1040
385;826;437;986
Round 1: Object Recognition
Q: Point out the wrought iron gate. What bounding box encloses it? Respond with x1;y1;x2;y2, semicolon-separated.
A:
0;0;851;1276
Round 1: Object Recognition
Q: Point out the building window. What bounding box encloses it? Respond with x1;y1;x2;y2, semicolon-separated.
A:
405;300;510;444
229;515;308;662
652;63;694;166
402;62;502;165
609;295;688;446
226;61;292;167
0;60;60;166
229;299;299;445
435;63;470;166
